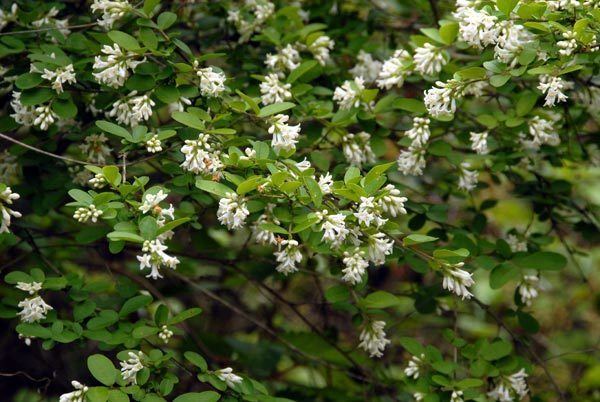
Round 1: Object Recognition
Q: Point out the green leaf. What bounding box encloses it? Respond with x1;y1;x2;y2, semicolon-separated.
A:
195;179;233;198
108;31;140;51
455;67;487;80
363;291;403;309
184;351;208;371
258;102;296;117
403;234;438;246
19;88;54;106
439;22;459;45
132;325;159;338
394;98;426;114
512;252;567;271
108;390;130;402
236;90;260;114
96;121;132;141
497;0;520;15
69;189;93;204
173;392;220;402
107;231;144;243
119;295;153;317
303;176;323;207
87;354;117;386
15;73;43;90
489;262;520;289
87;387;110;402
481;340;512;361
287;60;318;83
169;307;202;324
157;12;177;30
172;111;205;130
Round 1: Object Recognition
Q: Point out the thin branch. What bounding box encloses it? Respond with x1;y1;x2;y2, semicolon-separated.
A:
0;22;98;36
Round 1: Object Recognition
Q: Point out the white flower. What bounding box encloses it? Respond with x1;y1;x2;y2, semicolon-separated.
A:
168;96;192;113
342;248;369;285
349;50;382;84
307;35;334;65
0;4;18;31
488;369;529;401
17;295;53;323
450;390;464;402
196;66;226;97
317;172;333;195
217;192;249;230
377;49;412;89
145;134;162;153
260;73;292;105
217;367;243;388
397;147;427;176
89;173;107;189
495;22;535;67
265;44;301;74
378;184;408;217
91;0;130;29
413;392;425;402
139;190;169;214
41;64;76;93
252;209;279;245
463;80;489;96
358;320;391;358
10;92;36;127
354;196;387;228
506;234;528;253
518;275;539;306
108;91;155;127
59;381;88;402
93;44;144;88
137;238;180;279
458;162;479;191
414;43;447;76
470;131;489;155
319;211;348;248
33;104;58;131
79;134;112;164
227;1;274;42
120;351;145;385
526;116;559;149
0;186;21;233
441;262;475;299
424;79;463;117
405;117;431;147
404;354;425;379
180;133;223;175
508;369;529;398
15;282;42;295
367;232;394;265
158;325;174;343
269;114;301;153
341;131;376;168
557;31;578;56
274;239;302;275
538;75;569;107
73;204;103;223
333;76;366;110
454;7;499;48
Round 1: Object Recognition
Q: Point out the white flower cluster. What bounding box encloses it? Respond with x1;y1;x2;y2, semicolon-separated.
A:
424;79;464;117
93;44;144;88
79;134;112;164
274;239;303;275
260;73;292;105
139;190;175;224
341;248;369;285
341;131;376;168
252;204;279;245
16;281;53;324
450;390;465;402
398;117;430;176
59;381;88;402
109;91;155;127
217;192;250;230
367;232;394;265
137;239;180;279
404;354;425;379
318;210;349;248
350;50;382;84
180;133;223;176
470;130;489;155
458;162;479;191
10;92;58;131
557;30;578;56
454;6;499;49
413;43;447;76
120;351;145;385
0;3;18;31
91;0;130;29
0;186;20;233
441;262;475;299
265;44;301;75
158;325;174;343
495;22;535;67
145;134;162;153
217;367;243;388
487;369;529;401
538;75;569;107
377;49;412;89
41;64;76;93
358;320;391;358
518;275;540;306
73;204;103;223
506;234;528;253
227;0;275;42
32;7;70;39
269;114;301;153
195;64;227;97
524;116;560;149
333;76;366;110
306;35;334;65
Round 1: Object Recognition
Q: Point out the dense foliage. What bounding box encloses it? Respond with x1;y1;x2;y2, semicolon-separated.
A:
0;0;599;401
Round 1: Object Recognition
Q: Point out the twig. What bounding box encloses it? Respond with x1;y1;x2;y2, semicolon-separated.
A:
0;22;98;36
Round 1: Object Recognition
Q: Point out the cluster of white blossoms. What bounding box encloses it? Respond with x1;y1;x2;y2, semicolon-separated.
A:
306;35;335;66
518;275;540;306
354;197;387;228
92;44;144;88
318;210;349;248
487;369;529;401
377;49;412;89
180;133;223;176
59;381;88;402
0;186;20;233
145;134;162;153
378;184;408;217
0;3;18;31
91;0;130;29
525;116;560;149
158;325;174;343
404;117;430;147
260;73;292;105
88;173;107;189
227;0;275;42
274;239;303;275
79;134;112;164
16;282;53;324
454;6;499;49
358;320;391;358
367;232;394;265
217;192;250;230
32;7;70;39
265;44;301;75
269;114;301;153
109;91;155;127
413;43;447;76
216;367;244;388
557;30;578;56
450;390;465;402
333;76;366;110
495;22;535;67
458;162;479;192
424;79;464;117
350;50;382;84
120;351;145;385
341;248;369;285
10;92;58;131
341;131;376;167
41;64;76;93
404;353;425;379
137;239;180;279
73;204;103;223
441;261;475;299
397;117;430;176
538;75;569;107
252;204;279;245
506;234;528;253
139;190;175;224
195;64;227;97
470;131;489;155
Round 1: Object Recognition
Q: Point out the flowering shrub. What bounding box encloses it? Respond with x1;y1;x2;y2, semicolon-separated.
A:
0;0;599;401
